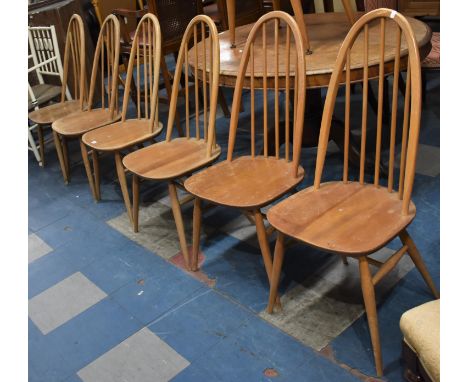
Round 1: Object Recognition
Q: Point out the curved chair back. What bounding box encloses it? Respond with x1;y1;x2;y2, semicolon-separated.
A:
165;14;220;157
313;8;422;215
120;13;162;132
88;14;121;118
61;14;87;108
226;11;307;178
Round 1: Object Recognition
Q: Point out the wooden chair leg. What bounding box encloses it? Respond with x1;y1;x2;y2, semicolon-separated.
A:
399;229;439;299
37;125;45;167
80;141;97;201
161;57;184;137
114;151;133;225
267;232;285;314
191;197;202;271
132;174;140;233
253;209;281;309
62;135;70;179
92;149;101;201
53;131;69;184
168;181;191;269
359;256;384;377
218;87;231;117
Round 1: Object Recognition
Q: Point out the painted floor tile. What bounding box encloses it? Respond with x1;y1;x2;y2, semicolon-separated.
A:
45;298;142;372
78;327;189;382
28;233;53;263
29;272;107;334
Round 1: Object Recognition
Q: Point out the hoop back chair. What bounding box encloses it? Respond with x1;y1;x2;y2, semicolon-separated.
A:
28;18;86;166
123;14;221;269
266;9;439;376
52;14;121;184
185;11;306;287
81;13;163;220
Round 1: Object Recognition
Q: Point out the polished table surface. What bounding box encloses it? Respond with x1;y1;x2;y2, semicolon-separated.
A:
189;12;432;89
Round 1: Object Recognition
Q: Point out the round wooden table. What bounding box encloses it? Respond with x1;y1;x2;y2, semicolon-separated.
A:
212;12;432;89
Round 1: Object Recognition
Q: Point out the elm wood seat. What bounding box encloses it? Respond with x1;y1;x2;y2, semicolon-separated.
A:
51;14;121;184
266;9;439;377
53;108;121;137
123;138;220;181
185;157;304;209
186;11;307;303
79;14;163;223
29;100;82;125
82;120;163;152
28;15;87;167
123;15;222;269
267;181;415;255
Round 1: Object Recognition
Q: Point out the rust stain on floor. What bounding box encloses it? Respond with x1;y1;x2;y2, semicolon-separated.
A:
319;345;384;382
169;248;216;287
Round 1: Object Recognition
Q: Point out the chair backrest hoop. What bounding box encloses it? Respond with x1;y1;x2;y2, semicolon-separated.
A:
226;10;307;178
61;14;86;107
120;13;162;132
87;14;121;117
165;14;220;158
313;8;422;216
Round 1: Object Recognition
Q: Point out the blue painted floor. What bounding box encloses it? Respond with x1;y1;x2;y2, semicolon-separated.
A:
28;69;439;381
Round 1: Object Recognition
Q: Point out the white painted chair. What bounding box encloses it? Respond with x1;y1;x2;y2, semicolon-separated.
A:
28;24;71;166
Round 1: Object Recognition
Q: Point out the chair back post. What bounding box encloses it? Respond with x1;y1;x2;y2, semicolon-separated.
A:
165;14;220;159
120;13;162;132
226;11;306;178
312;8;422;216
61;14;86;108
87;14;121;118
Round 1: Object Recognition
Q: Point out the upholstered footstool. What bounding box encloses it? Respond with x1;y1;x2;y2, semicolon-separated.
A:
400;299;440;382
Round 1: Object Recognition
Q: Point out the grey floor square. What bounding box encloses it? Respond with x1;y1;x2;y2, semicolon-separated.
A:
415;144;440;177
392;143;440;177
28;233;53;263
260;247;414;350
29;272;107;334
78;327;190;382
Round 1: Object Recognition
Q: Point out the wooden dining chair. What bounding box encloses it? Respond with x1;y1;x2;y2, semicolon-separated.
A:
123;14;221;269
28;15;87;167
51;14;121;184
265;9;439;377
81;13;163;221
185;11;306;291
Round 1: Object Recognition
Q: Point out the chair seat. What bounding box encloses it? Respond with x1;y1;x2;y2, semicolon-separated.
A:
82;119;163;152
184;156;305;209
28;100;82;125
28;84;62;110
267;181;416;256
52;108;122;137
123;137;221;181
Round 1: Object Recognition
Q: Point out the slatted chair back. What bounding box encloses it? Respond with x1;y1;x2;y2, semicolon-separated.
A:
165;15;220;157
61;14;87;109
226;11;306;178
28;23;72;102
149;0;204;54
120;13;162;133
87;14;121;118
313;8;422;215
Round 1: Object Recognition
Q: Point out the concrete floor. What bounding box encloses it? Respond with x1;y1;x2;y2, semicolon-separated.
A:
28;70;439;382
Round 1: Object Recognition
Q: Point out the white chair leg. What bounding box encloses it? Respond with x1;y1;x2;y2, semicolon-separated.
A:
28;124;42;166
